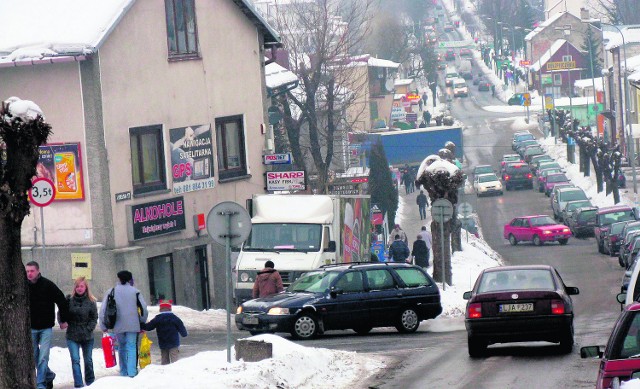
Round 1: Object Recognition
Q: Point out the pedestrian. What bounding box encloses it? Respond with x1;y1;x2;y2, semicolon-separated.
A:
418;226;433;265
252;260;284;298
26;261;69;389
422;92;428;106
388;224;408;246
65;277;98;388
491;84;496;97
417;190;429;220
143;300;187;365
412;235;430;268
402;170;412;194
423;110;431;126
99;270;148;378
418;98;423;111
389;235;411;262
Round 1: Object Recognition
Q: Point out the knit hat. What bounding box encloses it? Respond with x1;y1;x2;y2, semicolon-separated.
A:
159;300;172;310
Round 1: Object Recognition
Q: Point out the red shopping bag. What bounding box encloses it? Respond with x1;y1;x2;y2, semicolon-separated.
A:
102;333;117;368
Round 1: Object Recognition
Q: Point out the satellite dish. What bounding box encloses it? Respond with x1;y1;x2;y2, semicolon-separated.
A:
385;79;395;92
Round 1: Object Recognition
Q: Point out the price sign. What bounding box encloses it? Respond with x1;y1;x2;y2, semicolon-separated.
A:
29;178;56;207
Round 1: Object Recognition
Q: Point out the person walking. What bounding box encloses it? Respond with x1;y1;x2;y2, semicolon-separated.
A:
412;235;430;268
402;170;412;194
143;300;187;365
99;270;148;378
422;92;428;106
389;235;411;263
252;260;284;298
388;224;408;246
26;261;69;389
423;110;431;126
418;226;433;265
416;190;429;220
65;277;98;388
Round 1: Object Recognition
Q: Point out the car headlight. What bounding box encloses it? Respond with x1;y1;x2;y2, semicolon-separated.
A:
236;306;243;314
543;230;552;234
267;307;290;315
563;228;570;233
240;272;250;282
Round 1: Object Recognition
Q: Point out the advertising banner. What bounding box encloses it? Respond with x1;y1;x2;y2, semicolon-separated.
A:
169;124;215;195
266;171;306;191
340;197;371;263
127;196;186;241
36;143;85;201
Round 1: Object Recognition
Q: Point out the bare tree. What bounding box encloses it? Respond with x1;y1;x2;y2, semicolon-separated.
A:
0;98;52;388
273;0;374;192
588;0;640;24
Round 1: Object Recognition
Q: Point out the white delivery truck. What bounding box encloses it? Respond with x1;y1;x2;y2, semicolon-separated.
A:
234;194;371;304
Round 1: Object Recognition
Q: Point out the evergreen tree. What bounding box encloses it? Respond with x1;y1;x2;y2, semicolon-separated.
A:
581;27;603;79
369;141;398;231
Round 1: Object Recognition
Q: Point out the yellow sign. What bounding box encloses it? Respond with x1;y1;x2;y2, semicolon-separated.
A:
545;95;555;110
71;253;92;280
546;61;575;71
523;93;531;107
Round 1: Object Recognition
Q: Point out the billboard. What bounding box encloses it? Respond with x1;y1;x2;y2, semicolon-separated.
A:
340;197;371;263
36;143;85;201
169;124;215;194
127;196;186;241
266;170;306;191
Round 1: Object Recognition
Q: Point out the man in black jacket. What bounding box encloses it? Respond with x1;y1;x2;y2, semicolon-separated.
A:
389;235;410;262
26;261;68;389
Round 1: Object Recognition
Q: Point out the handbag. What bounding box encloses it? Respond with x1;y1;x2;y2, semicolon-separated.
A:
138;333;152;369
101;333;117;368
104;288;117;329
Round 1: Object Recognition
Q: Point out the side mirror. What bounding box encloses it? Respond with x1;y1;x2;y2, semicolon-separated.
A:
325;241;336;252
463;291;472;300
566;286;579;295
617;292;627;304
580;345;603;359
330;287;343;298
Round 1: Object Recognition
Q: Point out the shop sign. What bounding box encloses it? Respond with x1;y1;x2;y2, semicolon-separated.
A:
37;143;85;201
266;170;306;191
546;61;575;71
169;124;215;195
391;106;406;120
406;93;421;102
127;196;186;241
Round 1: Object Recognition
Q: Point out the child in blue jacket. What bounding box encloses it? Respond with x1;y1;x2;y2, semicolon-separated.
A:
143;300;188;365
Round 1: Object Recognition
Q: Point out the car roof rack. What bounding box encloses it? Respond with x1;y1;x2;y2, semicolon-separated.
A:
320;261;395;269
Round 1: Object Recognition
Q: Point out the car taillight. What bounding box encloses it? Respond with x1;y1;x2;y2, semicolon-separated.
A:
551;300;565;314
527;173;533;179
467;303;482;318
504;175;510;181
611;235;619;242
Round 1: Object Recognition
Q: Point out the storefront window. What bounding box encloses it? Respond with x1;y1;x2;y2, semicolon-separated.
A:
148;254;176;305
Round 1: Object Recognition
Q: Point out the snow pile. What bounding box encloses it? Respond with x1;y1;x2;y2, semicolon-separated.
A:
2;96;44;122
622;379;640;388
424;159;459;175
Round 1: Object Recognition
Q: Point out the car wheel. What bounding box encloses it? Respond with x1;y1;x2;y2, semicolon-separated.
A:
533;235;543;246
468;335;487;358
619;255;625;267
291;313;319;340
558;238;568;245
508;234;518;246
559;325;574;354
395;307;420;333
353;326;373;335
598;241;605;254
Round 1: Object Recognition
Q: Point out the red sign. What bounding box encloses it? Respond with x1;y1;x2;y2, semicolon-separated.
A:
519;60;531;66
406;93;421;102
351;177;368;183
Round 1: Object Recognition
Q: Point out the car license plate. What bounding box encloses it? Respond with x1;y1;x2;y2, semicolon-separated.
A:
499;303;534;313
242;316;259;325
555;235;565;239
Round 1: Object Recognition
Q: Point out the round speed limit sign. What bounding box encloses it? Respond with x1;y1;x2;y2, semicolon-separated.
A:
29;178;56;207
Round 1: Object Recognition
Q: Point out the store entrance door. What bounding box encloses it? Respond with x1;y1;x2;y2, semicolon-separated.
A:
195;246;210;310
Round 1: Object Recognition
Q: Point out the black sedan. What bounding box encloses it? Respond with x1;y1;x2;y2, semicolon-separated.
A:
463;265;579;357
236;263;442;339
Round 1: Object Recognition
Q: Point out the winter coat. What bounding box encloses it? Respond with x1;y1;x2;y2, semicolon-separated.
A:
143;312;188;350
417;193;428;207
66;293;98;342
419;230;433;249
28;275;68;330
389;240;410;262
412;239;430;268
388;228;408;246
99;283;148;333
252;268;284;298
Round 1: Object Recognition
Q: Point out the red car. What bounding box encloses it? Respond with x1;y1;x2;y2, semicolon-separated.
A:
504;215;571;246
543;173;571;196
595;205;637;254
460;48;472;57
581;301;640;388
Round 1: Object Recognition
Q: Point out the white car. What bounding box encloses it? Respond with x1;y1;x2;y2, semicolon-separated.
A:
473;173;503;197
453;78;469;97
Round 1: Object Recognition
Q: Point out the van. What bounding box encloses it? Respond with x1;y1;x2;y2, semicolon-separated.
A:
445;66;458;86
453;78;468;97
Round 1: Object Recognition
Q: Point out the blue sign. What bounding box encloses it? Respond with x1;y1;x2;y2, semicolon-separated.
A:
567;136;575;146
371;241;389;262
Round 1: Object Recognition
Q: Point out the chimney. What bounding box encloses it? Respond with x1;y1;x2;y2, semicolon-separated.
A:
580;8;590;20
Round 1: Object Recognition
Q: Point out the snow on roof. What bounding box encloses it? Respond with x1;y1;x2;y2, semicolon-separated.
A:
530;39;567;72
626;53;640;72
629;70;640;83
525;12;573;41
265;61;298;89
603;26;640;50
552;96;597;106
394;79;414;86
342;54;400;69
367;57;400;69
574;77;604;91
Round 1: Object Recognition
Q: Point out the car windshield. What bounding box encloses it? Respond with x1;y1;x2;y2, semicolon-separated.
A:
243;223;322;252
533;156;553;163
566;201;590;211
454;82;466;88
578;210;597;222
525;147;544;155
541;169;561;177
515;134;535;142
530;216;556;226
559;190;587;202
601;210;636;225
540;162;561;170
477;269;555;293
288;271;341;293
547;174;568;183
475;166;493;175
503;155;520;162
479;175;498;183
610;222;628;234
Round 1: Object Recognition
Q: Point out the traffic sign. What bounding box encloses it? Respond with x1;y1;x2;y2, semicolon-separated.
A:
457;202;473;218
431;198;453;223
544;94;555;110
519;60;531;66
206;201;252;247
523;93;531;107
29;178;55;207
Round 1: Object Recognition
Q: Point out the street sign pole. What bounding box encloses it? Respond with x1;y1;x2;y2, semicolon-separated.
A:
29;178;56;262
431;199;453;290
222;210;235;364
439;208;445;291
40;207;45;261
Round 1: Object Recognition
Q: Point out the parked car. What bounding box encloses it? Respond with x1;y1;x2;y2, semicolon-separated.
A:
560;200;593;224
474;173;503;197
551;187;588;221
604;221;632;257
504;215;571;246
529;155;554;173
621;256;640;293
566;207;598;238
464;265;579;357
507;93;527;106
537;168;564;192
544;173;571;196
503;162;533;190
595;205;637;254
619;226;640;268
523;146;545;163
478;81;492;91
622;237;640;270
444;23;455;32
473;164;494;177
537;161;563;174
621;254;640;306
581;302;640;388
500;154;522;169
512;131;535;148
235;262;442;339
459;47;472;57
514;139;538;154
